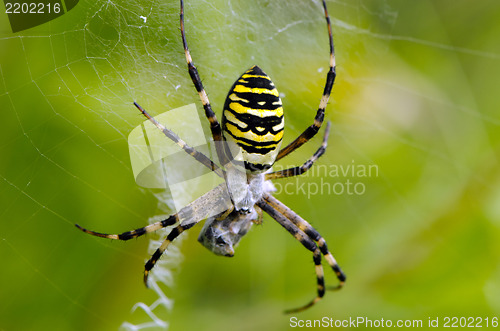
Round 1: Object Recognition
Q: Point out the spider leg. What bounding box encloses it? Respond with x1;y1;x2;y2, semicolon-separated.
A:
276;0;335;161
78;183;233;285
75;214;178;241
253;205;263;225
263;193;345;287
77;183;231;243
144;221;196;286
134;102;224;178
142;182;233;285
265;122;331;180
142;183;232;283
256;199;327;314
180;0;228;167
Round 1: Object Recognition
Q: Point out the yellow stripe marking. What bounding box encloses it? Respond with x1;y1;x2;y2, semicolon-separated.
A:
273;122;284;131
229;102;283;117
226;122;283;143
234;140;279;150
227;135;279;150
233;84;279;97
224;110;248;129
229;93;249;103
241;74;271;80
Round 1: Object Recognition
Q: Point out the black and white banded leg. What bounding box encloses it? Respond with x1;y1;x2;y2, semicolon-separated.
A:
133;102;224;178
180;0;229;167
256;195;345;313
143;221;197;285
76;182;233;286
266;121;331;181
276;0;335;161
263;193;345;289
75;214;178;241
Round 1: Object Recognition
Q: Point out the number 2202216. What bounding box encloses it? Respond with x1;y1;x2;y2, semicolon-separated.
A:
5;2;62;14
442;317;498;328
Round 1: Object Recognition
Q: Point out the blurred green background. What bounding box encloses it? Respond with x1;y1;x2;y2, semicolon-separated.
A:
1;0;500;330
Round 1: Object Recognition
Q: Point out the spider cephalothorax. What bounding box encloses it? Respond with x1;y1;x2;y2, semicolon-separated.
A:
76;0;345;314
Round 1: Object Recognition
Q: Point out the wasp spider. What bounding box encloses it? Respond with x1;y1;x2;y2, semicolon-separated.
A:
76;0;345;313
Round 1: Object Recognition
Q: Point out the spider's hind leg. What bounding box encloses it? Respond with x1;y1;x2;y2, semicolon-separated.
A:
266;122;331;181
256;199;329;314
264;193;346;287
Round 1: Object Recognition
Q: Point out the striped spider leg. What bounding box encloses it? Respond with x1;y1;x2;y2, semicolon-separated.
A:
266;121;332;181
276;0;336;161
258;193;346;314
197;121;346;313
133;102;224;178
77;101;231;285
77;183;233;286
262;122;346;313
180;0;228;168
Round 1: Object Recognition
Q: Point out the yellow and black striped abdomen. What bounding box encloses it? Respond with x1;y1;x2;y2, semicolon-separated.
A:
222;66;284;173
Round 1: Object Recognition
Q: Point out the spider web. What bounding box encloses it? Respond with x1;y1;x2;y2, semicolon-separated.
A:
2;0;500;330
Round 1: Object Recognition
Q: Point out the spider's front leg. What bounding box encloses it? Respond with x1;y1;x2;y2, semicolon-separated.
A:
75;214;178;241
77;183;233;286
276;0;336;161
76;213;187;286
75;213;185;286
179;0;228;167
